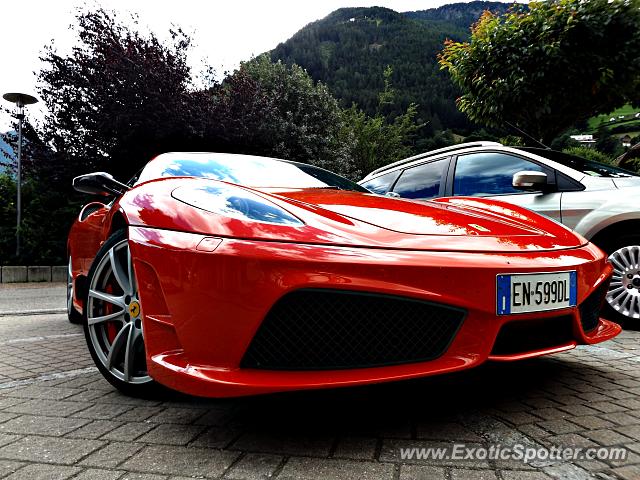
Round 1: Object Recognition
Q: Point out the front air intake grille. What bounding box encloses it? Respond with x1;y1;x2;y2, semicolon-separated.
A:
579;282;608;333
241;289;465;370
491;315;574;356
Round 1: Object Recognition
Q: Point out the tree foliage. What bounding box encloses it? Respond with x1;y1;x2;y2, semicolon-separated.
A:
38;8;210;181
562;146;615;166
342;66;423;175
439;0;640;143
215;55;354;176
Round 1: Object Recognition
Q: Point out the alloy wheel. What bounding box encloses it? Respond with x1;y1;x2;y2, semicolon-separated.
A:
607;245;640;320
86;239;151;384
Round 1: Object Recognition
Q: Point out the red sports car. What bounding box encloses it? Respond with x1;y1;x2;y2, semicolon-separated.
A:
67;152;620;397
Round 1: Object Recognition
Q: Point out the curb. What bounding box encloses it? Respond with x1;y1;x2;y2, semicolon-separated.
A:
0;266;66;283
0;308;67;317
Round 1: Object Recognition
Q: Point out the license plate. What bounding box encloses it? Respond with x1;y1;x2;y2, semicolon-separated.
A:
497;271;577;315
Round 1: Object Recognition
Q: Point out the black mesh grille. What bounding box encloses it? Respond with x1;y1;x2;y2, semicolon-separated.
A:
579;282;608;333
241;289;465;370
491;315;574;356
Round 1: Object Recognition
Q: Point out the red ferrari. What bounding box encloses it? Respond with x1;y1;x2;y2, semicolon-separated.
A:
67;152;620;397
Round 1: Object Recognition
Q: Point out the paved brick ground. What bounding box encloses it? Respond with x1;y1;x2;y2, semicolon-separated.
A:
1;289;640;479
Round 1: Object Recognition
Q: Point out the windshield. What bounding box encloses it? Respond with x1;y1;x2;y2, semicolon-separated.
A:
136;153;369;192
517;147;638;178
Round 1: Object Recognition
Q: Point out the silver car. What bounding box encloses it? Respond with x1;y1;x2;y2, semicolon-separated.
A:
359;141;640;323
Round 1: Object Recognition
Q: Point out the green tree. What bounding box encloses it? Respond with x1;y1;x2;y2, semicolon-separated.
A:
0;173;16;262
0;169;79;265
217;55;354;176
550;132;579;152
595;127;624;158
342;67;422;175
439;0;640;143
562;146;615;165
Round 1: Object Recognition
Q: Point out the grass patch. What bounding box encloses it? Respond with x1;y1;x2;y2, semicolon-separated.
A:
588;104;638;130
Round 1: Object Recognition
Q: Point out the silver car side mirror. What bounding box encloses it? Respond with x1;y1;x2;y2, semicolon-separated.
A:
513;171;547;191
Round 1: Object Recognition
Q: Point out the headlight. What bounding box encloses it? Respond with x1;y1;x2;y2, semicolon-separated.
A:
172;183;303;226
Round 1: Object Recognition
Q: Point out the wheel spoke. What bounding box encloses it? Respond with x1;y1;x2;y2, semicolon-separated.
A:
88;309;125;326
106;323;130;371
110;248;132;295
608;285;625;295
89;289;125;308
123;326;141;382
127;246;136;294
67;287;73;312
609;255;626;272
611;289;628;306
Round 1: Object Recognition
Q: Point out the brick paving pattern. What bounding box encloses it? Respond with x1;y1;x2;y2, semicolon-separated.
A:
0;309;639;479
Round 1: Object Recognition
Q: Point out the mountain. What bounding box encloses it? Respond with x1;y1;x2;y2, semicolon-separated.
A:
0;133;15;173
405;1;511;29
270;2;511;135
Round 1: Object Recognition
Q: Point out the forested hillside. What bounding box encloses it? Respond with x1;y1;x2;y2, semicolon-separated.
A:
405;1;511;28
270;2;510;137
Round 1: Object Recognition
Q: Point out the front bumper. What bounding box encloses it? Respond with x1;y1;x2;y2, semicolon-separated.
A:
128;226;620;397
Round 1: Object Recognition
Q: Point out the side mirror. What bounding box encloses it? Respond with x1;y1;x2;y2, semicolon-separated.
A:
512;171;547;191
72;172;129;196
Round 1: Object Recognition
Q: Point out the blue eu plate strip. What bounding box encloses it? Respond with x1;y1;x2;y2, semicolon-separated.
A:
496;275;511;315
569;271;577;306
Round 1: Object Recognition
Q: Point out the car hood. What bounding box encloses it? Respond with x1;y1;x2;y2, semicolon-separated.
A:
122;179;588;253
264;188;587;252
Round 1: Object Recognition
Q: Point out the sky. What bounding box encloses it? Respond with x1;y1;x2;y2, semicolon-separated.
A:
0;0;513;130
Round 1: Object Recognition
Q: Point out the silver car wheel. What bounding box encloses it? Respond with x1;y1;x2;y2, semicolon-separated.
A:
87;239;151;384
607;245;640;320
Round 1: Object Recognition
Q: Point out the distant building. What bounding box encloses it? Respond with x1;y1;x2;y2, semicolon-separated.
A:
570;134;596;147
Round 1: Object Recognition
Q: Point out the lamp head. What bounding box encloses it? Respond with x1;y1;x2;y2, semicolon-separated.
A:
2;93;39;109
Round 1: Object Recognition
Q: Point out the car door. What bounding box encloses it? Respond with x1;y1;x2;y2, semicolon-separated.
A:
449;151;562;222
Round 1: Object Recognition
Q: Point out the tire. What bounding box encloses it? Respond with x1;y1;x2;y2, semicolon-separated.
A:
67;256;83;324
599;234;640;328
83;229;161;397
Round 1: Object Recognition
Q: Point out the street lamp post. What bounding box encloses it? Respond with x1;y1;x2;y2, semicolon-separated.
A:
2;92;38;258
